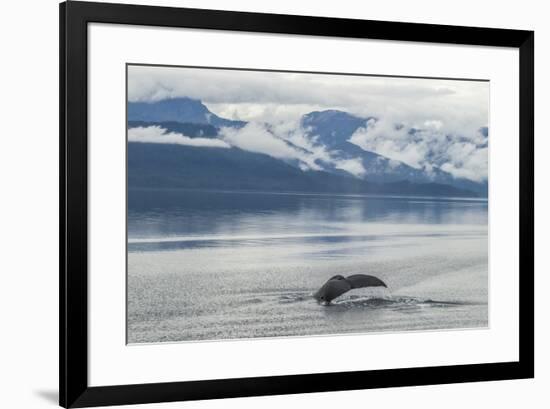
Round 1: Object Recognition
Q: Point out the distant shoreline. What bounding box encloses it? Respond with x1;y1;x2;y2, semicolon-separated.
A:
128;186;487;202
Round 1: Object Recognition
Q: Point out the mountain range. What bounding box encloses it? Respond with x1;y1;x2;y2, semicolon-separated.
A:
127;97;487;197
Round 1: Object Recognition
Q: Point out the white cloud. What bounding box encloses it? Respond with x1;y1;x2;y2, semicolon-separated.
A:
440;146;488;182
423;120;444;130
218;121;367;177
128;126;230;148
350;118;488;182
219;122;326;171
219;122;303;161
350;119;425;169
334;158;366;177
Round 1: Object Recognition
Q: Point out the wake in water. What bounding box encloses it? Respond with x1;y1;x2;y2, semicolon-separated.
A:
277;288;474;311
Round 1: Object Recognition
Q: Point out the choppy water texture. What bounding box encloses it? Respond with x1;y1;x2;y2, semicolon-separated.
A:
127;189;488;343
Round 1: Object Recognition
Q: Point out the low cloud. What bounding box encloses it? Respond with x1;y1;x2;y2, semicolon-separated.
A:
219;121;366;177
350;118;488;182
128;126;230;148
334;158;366;177
128;123;367;178
219;122;310;164
440;145;488;182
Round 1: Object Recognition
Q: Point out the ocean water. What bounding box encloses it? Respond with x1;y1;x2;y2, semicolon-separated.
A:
127;189;488;343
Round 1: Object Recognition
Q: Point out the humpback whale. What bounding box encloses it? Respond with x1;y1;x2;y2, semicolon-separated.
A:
313;274;387;304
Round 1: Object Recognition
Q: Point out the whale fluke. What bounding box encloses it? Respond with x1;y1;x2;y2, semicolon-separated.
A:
313;274;387;304
346;274;387;289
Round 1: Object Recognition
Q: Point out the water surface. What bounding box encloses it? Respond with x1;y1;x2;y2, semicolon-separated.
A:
127;189;488;343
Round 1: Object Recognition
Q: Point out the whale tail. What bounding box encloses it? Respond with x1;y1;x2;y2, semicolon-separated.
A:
346;274;387;289
314;274;387;304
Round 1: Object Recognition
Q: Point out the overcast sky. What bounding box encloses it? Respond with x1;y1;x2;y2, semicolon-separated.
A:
128;65;489;182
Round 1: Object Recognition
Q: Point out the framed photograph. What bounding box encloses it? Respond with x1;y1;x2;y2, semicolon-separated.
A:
60;1;534;407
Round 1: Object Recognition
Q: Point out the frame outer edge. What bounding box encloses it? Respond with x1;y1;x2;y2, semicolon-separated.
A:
62;1;90;407
68;0;530;47
59;1;67;407
60;1;535;407
519;31;535;379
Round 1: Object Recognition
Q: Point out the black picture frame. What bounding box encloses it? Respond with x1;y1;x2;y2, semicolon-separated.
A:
60;1;534;407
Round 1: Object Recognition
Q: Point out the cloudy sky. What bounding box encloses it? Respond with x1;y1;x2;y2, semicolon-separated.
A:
128;65;489;182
